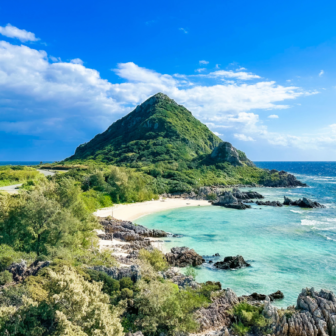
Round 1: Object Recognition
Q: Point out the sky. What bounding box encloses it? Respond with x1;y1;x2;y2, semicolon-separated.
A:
0;0;336;161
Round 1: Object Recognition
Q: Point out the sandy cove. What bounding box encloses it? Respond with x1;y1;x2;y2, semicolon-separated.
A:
94;198;212;221
94;199;211;262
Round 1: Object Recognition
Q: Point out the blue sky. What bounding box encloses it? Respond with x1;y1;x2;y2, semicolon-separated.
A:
0;0;336;161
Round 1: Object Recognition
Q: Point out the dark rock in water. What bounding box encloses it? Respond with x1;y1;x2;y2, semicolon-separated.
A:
172;234;183;238
209;260;213;264
214;255;251;270
214;253;220;257
166;246;205;267
256;200;283;207
283;196;325;208
206;281;222;290
246;290;284;301
7;260;50;282
232;188;264;200
262;171;307;187
212;191;251;210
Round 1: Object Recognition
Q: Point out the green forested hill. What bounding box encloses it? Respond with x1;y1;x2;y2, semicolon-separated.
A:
68;93;222;165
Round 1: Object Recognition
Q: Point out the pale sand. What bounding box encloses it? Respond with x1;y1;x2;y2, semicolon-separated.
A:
94;198;212;221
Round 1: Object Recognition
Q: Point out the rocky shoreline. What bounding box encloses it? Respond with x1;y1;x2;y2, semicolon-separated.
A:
95;216;336;336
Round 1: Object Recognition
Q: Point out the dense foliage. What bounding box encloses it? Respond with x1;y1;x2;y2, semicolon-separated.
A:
0;166;42;187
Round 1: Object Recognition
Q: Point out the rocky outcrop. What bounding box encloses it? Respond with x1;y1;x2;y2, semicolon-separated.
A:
196;289;239;332
88;265;141;282
214;255;251;270
162;268;200;289
210;142;255;167
7;260;50;282
232;188;264;200
100;218;168;242
165;247;205;267
262;170;307;188
243;290;284;302
256;200;283;207
212;191;251;210
284;196;325;208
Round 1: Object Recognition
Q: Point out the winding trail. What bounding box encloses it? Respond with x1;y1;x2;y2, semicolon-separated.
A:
0;169;56;194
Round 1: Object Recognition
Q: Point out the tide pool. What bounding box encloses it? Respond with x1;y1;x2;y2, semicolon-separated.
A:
137;162;336;308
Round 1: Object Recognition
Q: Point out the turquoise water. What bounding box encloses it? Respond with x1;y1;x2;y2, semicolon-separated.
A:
137;162;336;308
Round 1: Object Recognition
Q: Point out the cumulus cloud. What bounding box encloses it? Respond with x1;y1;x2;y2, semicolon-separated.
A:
268;115;279;119
0;36;324;152
208;70;260;80
0;24;39;42
234;133;255;141
319;70;324;77
199;60;209;64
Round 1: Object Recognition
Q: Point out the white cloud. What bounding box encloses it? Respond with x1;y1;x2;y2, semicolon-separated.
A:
0;36;321;150
179;28;188;34
199;60;209;65
268;114;279;119
70;58;84;65
236;67;246;71
215;64;220;69
319;70;324;77
234;133;255;141
0;24;39;42
213;131;223;136
208;70;260;80
195;68;206;73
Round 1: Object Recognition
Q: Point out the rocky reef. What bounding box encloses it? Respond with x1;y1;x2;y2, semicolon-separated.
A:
214;255;251;270
284;196;326;208
165;246;205;267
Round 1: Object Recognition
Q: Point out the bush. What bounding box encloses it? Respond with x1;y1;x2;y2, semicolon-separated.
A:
86;269;120;295
185;266;198;280
0;245;36;271
119;277;133;290
232;322;250;336
121;288;133;299
0;270;13;285
139;248;169;272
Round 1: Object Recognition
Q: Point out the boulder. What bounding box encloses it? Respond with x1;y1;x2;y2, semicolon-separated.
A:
214;255;251;270
256;200;283;207
88;265;141;282
245;290;284;301
7;260;50;282
212;191;251;210
283;196;325;208
162;269;200;289
166;247;205;267
232;188;264;200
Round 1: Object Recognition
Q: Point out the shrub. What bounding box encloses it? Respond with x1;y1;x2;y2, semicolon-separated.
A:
86;269;120;295
0;270;13;285
185;266;198;280
121;288;134;299
119;277;133;290
232;322;250;336
139;248;169;272
0;245;36;271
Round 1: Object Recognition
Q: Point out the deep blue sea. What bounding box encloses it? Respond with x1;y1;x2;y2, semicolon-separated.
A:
137;162;336;308
0;162;54;166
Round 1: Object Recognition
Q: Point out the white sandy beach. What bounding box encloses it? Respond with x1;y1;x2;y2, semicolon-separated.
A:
94;198;212;221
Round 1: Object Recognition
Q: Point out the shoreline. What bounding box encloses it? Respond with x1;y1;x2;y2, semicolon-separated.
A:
94;198;212;221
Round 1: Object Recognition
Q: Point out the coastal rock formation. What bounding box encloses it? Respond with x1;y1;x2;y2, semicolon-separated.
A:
210;142;255;167
284;196;325;208
99;218;168;242
196;289;239;332
243;290;284;302
232;188;264;200
88;265;141;282
7;260;50;282
165;247;205;267
212;191;251;210
162;268;200;289
262;170;307;188
214;255;251;270
256;200;283;207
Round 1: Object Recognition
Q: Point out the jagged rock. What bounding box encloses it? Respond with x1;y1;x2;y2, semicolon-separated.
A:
283;196;325;208
256;200;283;207
214;255;251;270
212;191;251;210
7;260;50;282
166;247;205;267
88;265;141;282
232;188;264;200
210;142;255;167
196;289;239;332
244;290;284;302
162;269;200;289
262;172;307;187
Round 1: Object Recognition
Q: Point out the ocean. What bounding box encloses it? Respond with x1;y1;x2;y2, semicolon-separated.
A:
137;162;336;308
0;162;54;166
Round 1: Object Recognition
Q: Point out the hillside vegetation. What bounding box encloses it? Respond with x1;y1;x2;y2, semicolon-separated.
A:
0;166;42;187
